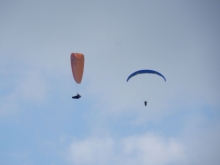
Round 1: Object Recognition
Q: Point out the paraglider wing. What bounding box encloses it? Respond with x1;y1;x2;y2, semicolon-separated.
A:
127;70;166;82
70;53;84;84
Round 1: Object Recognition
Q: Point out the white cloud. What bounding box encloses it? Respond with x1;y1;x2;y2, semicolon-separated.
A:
17;70;48;102
68;137;114;165
0;93;18;116
0;61;49;116
122;133;184;165
67;133;184;165
67;108;220;165
179;114;220;165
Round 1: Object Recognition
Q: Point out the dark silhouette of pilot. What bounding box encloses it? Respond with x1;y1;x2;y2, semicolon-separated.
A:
72;93;81;99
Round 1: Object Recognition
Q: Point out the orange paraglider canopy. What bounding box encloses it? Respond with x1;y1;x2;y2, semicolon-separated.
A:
70;53;84;84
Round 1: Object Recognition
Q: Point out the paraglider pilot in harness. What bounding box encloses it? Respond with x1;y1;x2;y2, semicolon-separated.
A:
72;93;81;99
144;101;147;106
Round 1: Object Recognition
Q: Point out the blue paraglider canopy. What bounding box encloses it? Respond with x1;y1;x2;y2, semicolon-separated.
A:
127;69;166;82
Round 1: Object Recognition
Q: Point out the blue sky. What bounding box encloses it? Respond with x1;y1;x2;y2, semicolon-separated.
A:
1;0;220;165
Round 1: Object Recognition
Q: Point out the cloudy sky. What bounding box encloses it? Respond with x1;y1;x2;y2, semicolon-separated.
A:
1;0;220;165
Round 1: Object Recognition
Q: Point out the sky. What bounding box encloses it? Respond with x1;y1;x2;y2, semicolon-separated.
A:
1;0;220;165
